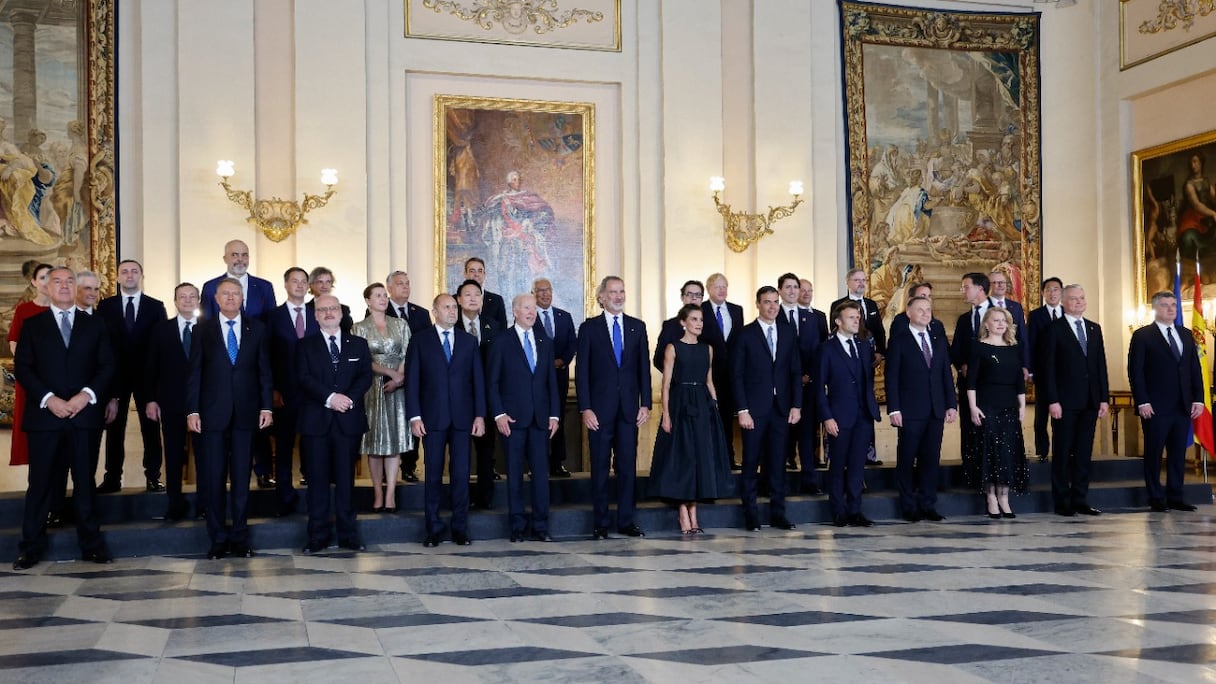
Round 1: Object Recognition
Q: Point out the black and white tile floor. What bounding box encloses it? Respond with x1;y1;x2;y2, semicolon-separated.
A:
2;509;1215;682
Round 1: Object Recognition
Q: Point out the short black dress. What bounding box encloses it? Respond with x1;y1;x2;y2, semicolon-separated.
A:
649;340;734;502
964;341;1030;492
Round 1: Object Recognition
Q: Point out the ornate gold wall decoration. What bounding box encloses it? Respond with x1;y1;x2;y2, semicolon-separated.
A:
406;0;619;51
88;0;117;296
1138;0;1216;35
422;0;602;35
1122;0;1216;68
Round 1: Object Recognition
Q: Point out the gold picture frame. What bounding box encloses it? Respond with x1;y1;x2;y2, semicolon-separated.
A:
406;0;621;52
1120;0;1216;70
433;95;595;318
1132;129;1216;304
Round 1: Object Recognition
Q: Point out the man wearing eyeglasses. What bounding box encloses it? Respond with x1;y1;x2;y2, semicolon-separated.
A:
652;280;705;371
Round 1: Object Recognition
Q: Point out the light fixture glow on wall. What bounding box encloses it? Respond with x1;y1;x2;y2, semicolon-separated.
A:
215;160;338;243
709;176;804;252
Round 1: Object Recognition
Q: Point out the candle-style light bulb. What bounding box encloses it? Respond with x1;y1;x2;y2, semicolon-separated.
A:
216;160;235;178
709;176;725;193
788;180;804;196
320;168;339;186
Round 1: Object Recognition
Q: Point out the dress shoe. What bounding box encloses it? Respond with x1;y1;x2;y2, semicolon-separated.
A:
372;506;385;514
922;510;945;522
256;474;275;489
987;512;1002;520
1150;500;1168;512
744;516;761;532
338;539;366;552
82;547;114;564
46;511;63;528
1168;501;1198;512
383;506;397;515
206;543;229;560
550;465;572;478
847;514;874;527
770;517;796;530
493;469;502;481
230;544;254;558
195;506;209;520
1037;454;1049;463
146;479;166;492
814;459;827;469
832;515;849;527
422;534;441;548
1001;512;1017;519
95;479;121;494
902;512;921;523
800;482;823;495
510;531;526;542
1074;505;1102;516
452;531;471;546
617;524;645;537
303;540;329;554
1054;506;1075;517
592;527;609;540
785;458;798;470
163;503;190;522
865;459;884;467
402;470;419;483
299;477;309;486
530;532;553;542
12;552;39;570
730;461;742;471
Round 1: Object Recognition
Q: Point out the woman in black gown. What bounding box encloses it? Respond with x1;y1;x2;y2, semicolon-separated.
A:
650;304;733;534
965;307;1029;519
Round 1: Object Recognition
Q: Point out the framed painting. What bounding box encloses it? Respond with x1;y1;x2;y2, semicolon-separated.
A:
0;0;117;424
1121;0;1216;70
839;1;1042;338
433;95;595;320
407;0;621;52
1132;129;1216;305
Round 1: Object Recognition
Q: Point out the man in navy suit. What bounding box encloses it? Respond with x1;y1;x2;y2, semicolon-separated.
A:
488;294;561;541
458;279;503;509
702;273;744;469
187;278;275;559
407;293;486;547
201;239;277;322
818;300;882;527
145;283;203;521
96;260;168;494
1128;291;1203;512
463;257;508;331
797;278;830;473
1027;277;1064;462
885;295;958;522
13;267;115;570
1040;284;1109;517
653;280;705;371
532;277;577;478
951;272;995;461
776;273;821;492
576;276;652;539
385;270;431;483
298;295;373;553
830;268;887;359
267;267;318;513
733;286;802;531
889;282;948;341
988;269;1030;373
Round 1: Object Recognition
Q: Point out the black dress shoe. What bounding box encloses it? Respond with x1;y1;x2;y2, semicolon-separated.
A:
785;458;798;470
46;511;63;528
1075;505;1102;516
530;532;553;542
617;524;645;537
146;479;166;492
800;482;823;495
1150;501;1168;512
230;544;255;558
452;531;471;546
195;507;208;520
1037;454;1049;463
1054;507;1075;517
902;512;921;523
402;470;419;483
338;539;366;552
82;547;114;564
256;474;275;489
12;552;39;570
163;504;189;522
1168;501;1198;512
814;459;827;469
744;516;761;532
922;510;945;522
770;517;796;530
592;527;609;540
847;514;874;527
509;531;525;542
206;543;229;560
550;465;572;478
493;470;502;481
865;460;884;467
730;461;742;471
422;534;441;548
95;479;121;494
299;477;309;486
303;540;328;554
832;515;849;527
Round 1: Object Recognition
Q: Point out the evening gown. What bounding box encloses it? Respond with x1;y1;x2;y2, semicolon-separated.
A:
352;316;413;456
649;340;733;502
964;341;1029;492
8;300;48;466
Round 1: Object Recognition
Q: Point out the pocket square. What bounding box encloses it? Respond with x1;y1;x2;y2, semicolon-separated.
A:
346;357;361;362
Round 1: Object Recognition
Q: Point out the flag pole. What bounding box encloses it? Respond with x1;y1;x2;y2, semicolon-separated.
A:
1201;248;1211;484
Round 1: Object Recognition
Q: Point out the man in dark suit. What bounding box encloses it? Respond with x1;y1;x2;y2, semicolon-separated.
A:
532;277;577;478
797;279;830;473
267;267;318;513
653;280;705;371
1040;284;1109;517
798;279;831;343
775;273;822;491
733;286;803;531
988;269;1030;373
201;239;277;321
95;260;168;494
576;276;652;539
458;279;503;509
818;300;882;527
702;273;745;470
13;267;115;570
488;294;561;542
186;278;275;559
407;293;486;547
463;257;507;330
889;282;948;341
385;270;431;483
305;266;354;335
145;283;203;521
1027;277;1064;462
830;268;887;359
1128;291;1203;512
298;295;373;553
951;272;995;460
885;295;958;522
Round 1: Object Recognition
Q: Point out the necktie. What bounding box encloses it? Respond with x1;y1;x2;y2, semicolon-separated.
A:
848;337;859;360
524;330;536;372
398;305;407;319
1074;319;1087;355
995;300;1004;309
59;311;71;347
226;320;238;365
294;306;305;338
767;325;776;360
1167;327;1181;361
469;321;479;343
542;310;554;338
182;321;192;357
788;308;798;333
442;330;452;362
972;306;980;337
716;305;725;333
612;316;623;367
1052;308;1059;321
919;331;932;367
328;335;339;369
124;295;135;332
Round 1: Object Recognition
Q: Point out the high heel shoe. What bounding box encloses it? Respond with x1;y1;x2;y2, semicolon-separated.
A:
372;506;385;514
384;505;397;514
1001;511;1016;519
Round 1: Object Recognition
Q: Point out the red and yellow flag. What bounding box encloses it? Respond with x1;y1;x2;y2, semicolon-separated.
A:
1191;274;1214;454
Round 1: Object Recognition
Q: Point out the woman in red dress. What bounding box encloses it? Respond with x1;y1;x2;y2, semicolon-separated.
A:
8;262;53;466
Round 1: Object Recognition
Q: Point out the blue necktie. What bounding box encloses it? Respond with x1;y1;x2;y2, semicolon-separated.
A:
1167;327;1182;361
716;305;725;333
182;321;192;357
1074;319;1087;356
848;337;859;361
59;311;71;347
542;310;554;338
442;330;452;362
226;320;238;365
612;316;623;367
524;331;536;373
328;335;340;370
767;324;776;360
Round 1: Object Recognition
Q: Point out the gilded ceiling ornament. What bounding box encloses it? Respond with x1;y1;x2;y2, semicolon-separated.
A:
421;0;603;35
1138;0;1216;35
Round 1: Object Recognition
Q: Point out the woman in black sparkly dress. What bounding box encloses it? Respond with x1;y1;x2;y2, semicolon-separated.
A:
965;307;1029;518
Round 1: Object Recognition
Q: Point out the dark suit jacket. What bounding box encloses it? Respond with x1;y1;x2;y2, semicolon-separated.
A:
991;298;1029;369
889;311;947;342
201;273;277;322
829;296;887;355
885;329;957;420
97;292;167;400
806;307;830;344
487;328;560;429
404;326;485;430
731;320;802;419
144;317;194;417
575;313;652;420
817;335;881;428
482;290;508;330
269;302;321;403
533;306;577;392
296;332;373;437
701;300;745;403
652;317;683;372
1026;305;1057;377
950;298;996;373
1128;323;1203;417
305;299;353;336
15;308;115;432
776;306;821;376
1039;316;1109;410
385;300;432;333
186;315;274;431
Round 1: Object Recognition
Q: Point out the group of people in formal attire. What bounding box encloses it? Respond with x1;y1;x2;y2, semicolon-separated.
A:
7;243;1205;569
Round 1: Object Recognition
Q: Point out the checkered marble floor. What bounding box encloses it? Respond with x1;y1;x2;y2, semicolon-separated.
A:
2;511;1216;683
